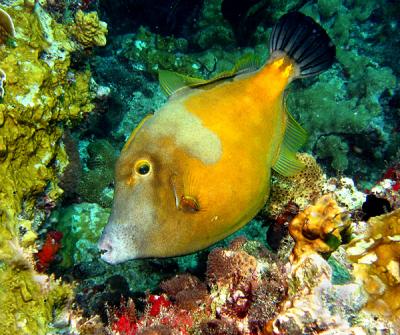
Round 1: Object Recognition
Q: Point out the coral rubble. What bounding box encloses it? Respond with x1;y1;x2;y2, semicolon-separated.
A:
0;2;103;333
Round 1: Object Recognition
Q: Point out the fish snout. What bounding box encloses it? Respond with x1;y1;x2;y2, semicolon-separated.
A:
98;232;118;264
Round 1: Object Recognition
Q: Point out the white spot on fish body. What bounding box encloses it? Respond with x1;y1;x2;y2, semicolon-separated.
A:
149;99;222;165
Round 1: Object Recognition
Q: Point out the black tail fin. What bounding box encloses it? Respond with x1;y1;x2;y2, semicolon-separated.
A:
270;12;335;77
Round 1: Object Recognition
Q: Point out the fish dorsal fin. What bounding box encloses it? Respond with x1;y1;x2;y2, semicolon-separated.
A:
158;54;261;97
159;70;208;96
122;113;154;153
272;111;308;177
232;53;261;74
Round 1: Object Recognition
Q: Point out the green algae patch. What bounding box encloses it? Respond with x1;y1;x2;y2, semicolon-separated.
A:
0;3;100;334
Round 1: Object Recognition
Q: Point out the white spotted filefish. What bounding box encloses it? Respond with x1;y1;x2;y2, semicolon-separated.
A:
98;12;335;264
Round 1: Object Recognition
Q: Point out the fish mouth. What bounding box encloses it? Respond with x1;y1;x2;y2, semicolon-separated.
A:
98;236;118;264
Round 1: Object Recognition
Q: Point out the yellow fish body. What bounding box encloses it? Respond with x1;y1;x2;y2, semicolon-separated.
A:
99;12;335;264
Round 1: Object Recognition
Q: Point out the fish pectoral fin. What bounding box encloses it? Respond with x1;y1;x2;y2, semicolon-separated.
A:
272;145;305;177
179;195;200;213
159;54;261;97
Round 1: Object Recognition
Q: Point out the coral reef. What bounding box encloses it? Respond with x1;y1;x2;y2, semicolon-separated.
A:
323;176;366;211
266;252;368;335
286;2;398;185
289;195;350;261
346;209;400;330
119;26;201;78
265;153;326;217
0;2;102;333
0;7;15;43
369;162;400;209
34;230;63;272
0;0;398;333
70;10;108;48
51;202;110;267
76;138;118;207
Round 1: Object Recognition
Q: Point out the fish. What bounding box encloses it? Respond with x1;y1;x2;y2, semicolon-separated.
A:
98;12;336;264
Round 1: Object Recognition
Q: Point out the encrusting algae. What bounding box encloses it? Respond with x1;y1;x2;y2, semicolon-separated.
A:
0;2;105;334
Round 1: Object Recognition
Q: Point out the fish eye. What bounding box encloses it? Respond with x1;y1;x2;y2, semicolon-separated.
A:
135;160;151;175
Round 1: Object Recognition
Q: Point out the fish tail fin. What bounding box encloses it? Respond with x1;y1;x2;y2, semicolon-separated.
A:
269;11;335;78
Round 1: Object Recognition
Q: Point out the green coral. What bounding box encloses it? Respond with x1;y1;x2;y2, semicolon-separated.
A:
0;4;100;333
52;203;110;267
121;26;201;77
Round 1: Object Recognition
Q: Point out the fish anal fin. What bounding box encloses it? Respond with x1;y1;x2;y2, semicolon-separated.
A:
272;108;308;177
284;109;308;153
272;145;305;177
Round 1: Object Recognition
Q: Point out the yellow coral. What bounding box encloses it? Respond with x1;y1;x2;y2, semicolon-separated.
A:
0;5;94;334
346;209;400;330
71;10;108;48
265;153;325;217
289;195;350;261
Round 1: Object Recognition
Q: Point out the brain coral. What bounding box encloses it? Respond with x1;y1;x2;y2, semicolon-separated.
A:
71;10;108;48
289;195;350;261
0;4;99;334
